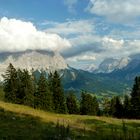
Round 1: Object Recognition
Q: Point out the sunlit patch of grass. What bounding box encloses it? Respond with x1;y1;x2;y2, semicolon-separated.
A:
0;101;140;139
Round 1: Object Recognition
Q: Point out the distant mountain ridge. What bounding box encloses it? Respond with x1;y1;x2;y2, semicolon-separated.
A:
1;50;140;97
87;57;130;73
61;54;140;96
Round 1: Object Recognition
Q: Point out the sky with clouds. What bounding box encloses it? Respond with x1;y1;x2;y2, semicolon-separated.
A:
0;0;140;69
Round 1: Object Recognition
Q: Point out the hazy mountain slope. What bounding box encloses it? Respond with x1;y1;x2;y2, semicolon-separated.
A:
62;54;140;95
93;57;130;73
61;68;129;96
109;59;140;82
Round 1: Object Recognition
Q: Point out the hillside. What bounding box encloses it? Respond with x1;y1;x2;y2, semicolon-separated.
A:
61;68;130;97
0;101;140;139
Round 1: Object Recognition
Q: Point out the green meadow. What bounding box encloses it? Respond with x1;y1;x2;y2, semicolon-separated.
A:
0;101;140;140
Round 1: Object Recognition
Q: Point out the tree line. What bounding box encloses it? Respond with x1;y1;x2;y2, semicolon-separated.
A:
100;76;140;119
2;63;140;118
2;63;99;115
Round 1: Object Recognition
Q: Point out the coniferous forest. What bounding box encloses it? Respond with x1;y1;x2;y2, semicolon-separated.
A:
2;63;140;119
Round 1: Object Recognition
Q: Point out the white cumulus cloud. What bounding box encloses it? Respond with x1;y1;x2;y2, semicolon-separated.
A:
102;37;124;50
46;19;94;36
0;17;71;52
67;54;96;62
87;0;140;23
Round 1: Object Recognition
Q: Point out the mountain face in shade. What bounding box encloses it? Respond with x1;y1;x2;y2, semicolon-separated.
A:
61;54;140;96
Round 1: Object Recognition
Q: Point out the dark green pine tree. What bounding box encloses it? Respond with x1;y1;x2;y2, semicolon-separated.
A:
52;71;67;113
36;71;53;111
110;96;123;118
130;76;140;119
80;92;99;115
102;97;111;116
16;69;26;104
22;69;35;107
3;63;18;103
123;95;131;118
109;97;116;116
48;72;53;90
93;96;99;115
66;93;79;114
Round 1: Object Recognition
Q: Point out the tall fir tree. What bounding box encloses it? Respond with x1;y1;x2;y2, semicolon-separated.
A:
102;97;111;116
48;72;53;92
130;76;140;118
16;69;26;104
22;70;35;107
52;71;67;113
3;63;18;103
66;93;79;114
110;96;123;118
123;95;131;118
109;97;116;116
93;96;99;115
36;71;53;111
80;92;99;115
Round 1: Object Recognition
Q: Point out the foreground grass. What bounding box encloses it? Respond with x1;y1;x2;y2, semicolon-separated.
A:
0;101;140;139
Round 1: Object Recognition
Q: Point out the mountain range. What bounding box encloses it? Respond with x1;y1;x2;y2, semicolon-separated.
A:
0;50;140;97
0;50;67;80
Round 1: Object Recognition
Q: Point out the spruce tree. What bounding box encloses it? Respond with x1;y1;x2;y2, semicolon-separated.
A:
114;96;123;118
80;92;99;115
36;71;53;111
52;71;67;113
3;63;18;103
93;96;99;115
16;69;26;104
22;70;35;107
66;93;79;114
130;76;140;118
102;97;111;116
110;96;123;118
123;95;131;118
48;72;53;92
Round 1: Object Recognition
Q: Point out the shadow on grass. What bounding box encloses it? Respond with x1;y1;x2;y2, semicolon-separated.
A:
79;118;140;140
0;107;105;140
82;118;120;130
127;122;140;128
0;107;73;140
0;107;140;140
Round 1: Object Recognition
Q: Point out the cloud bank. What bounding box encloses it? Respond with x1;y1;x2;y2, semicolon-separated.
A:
46;20;94;36
45;19;140;68
0;17;71;52
87;0;140;23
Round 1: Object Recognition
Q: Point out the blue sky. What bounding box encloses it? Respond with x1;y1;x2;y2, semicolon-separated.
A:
0;0;90;22
0;0;140;69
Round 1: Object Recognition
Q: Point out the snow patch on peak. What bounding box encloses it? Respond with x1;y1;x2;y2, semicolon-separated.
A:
117;57;130;69
95;57;130;73
85;64;97;72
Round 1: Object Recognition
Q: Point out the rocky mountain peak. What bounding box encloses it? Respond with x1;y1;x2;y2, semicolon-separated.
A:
0;50;68;80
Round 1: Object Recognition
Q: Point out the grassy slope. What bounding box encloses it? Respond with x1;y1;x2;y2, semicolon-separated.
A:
0;101;140;139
